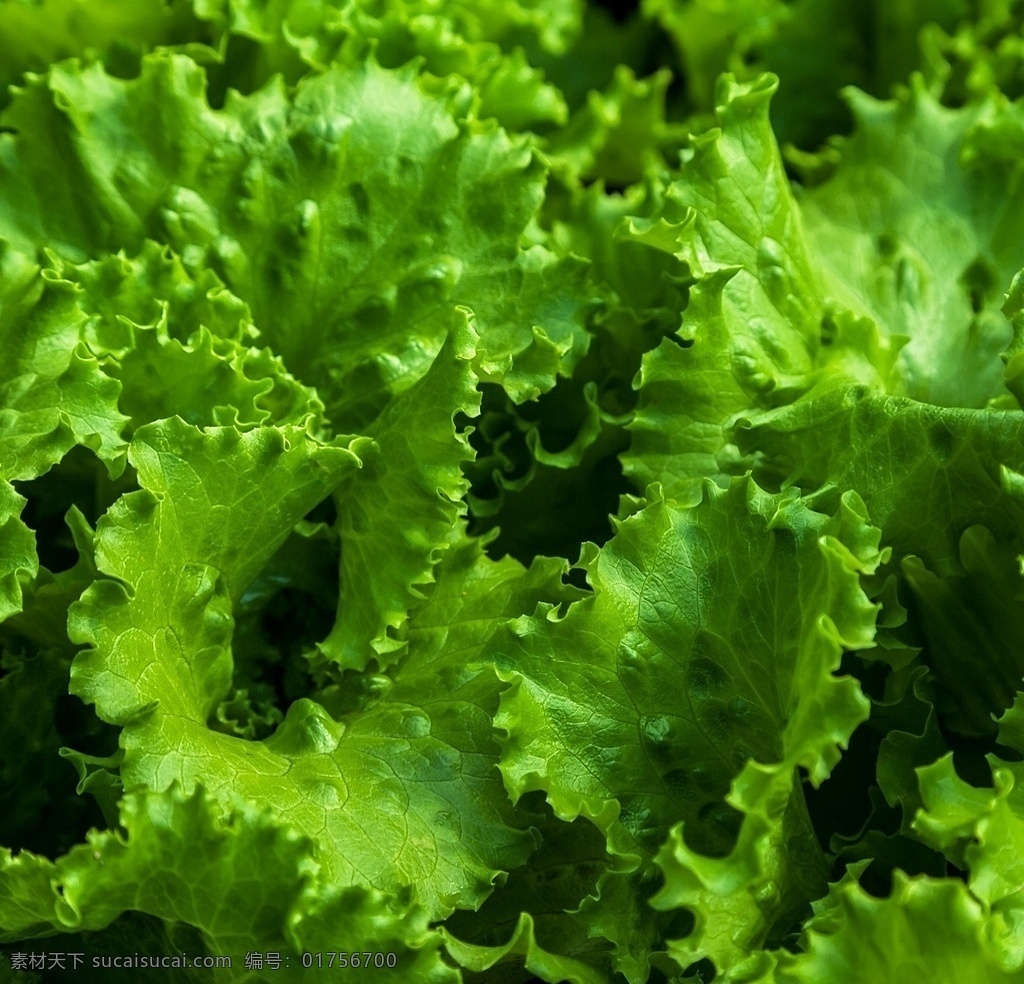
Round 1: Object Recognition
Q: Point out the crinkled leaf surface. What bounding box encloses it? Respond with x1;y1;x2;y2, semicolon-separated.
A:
68;419;368;721
3;3;1024;982
319;309;480;671
0;483;37;623
0;54;591;429
0;0;205;109
547;65;686;187
0;246;128;480
798;79;1024;409
736;391;1024;576
1;784;461;983
487;479;880;973
53;242;324;436
642;0;968;146
627;72;1024;513
66;417;542;929
912;745;1024;970
623;75;823;505
733;869;1024;983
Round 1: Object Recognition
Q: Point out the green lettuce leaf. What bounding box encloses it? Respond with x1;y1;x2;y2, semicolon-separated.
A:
733;867;1024;983
64;416;561;933
0;0;206;108
797;79;1024;409
1;784;461;983
0;54;591;429
0;483;37;623
623;74;823;505
641;0;969;147
443;912;606;984
4;3;1024;981
547;66;686;188
487;479;881;975
736;392;1024;575
319;309;479;671
51;242;325;437
441;807;617;981
0;246;128;481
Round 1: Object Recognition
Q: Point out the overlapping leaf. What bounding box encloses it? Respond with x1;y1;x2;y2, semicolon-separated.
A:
0;484;36;623
731;868;1024;983
0;246;128;481
622;74;823;505
3;2;1024;982
1;784;461;983
736;392;1024;575
318;310;480;671
52;243;325;437
641;0;969;146
487;479;881;975
797;78;1024;409
0;54;591;431
62;411;578;939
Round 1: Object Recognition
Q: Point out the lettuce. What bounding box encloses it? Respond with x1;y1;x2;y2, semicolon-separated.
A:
3;1;1024;982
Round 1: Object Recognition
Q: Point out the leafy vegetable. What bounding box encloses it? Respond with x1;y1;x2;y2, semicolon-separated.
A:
3;1;1024;982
